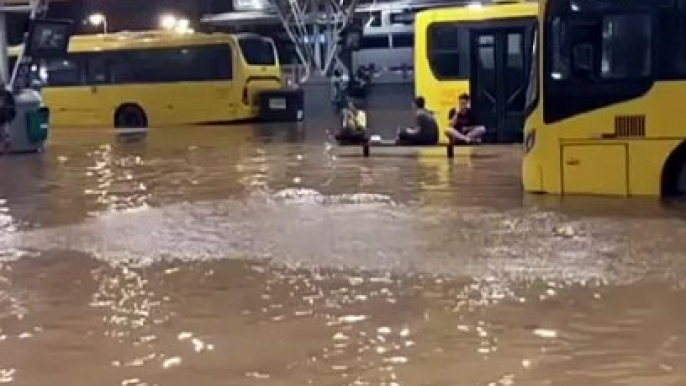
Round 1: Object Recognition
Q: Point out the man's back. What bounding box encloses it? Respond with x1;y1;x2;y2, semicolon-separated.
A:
415;108;439;142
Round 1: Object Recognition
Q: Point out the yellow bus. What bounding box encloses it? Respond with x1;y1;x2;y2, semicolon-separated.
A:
414;1;538;143
523;0;686;196
9;31;282;128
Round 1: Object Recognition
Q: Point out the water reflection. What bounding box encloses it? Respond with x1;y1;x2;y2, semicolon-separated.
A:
0;125;684;385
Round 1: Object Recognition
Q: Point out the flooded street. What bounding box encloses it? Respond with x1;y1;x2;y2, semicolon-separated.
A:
1;124;686;386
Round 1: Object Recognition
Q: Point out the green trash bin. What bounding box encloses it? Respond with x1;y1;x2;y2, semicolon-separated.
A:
26;107;49;143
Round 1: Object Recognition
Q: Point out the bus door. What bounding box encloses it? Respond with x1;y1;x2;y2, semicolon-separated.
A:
470;21;532;143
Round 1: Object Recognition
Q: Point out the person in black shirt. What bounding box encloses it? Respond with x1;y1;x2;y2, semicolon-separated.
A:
445;93;485;144
396;96;439;145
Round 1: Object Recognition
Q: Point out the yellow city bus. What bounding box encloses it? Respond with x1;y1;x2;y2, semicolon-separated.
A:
522;0;686;196
9;31;282;128
414;1;538;143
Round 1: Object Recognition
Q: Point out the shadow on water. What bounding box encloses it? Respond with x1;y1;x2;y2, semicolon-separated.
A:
0;124;685;385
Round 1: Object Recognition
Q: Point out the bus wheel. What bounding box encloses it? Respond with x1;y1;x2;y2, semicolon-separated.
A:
676;162;686;195
662;142;686;196
115;104;148;128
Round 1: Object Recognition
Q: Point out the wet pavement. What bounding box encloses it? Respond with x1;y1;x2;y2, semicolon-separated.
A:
1;124;686;386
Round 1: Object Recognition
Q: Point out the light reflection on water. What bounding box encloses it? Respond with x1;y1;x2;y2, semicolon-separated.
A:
0;125;685;385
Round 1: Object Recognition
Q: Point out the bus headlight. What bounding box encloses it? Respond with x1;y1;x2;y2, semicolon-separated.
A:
524;129;536;154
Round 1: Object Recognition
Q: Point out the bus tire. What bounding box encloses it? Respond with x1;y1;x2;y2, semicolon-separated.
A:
115;104;148;128
661;141;686;196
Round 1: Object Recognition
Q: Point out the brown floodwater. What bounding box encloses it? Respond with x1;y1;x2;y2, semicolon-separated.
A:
1;124;686;386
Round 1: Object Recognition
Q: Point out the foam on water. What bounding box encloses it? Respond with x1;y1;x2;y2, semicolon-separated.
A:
0;187;666;287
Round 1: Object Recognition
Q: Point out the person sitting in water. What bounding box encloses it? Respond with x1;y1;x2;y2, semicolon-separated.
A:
335;100;368;144
396;96;439;145
445;93;486;144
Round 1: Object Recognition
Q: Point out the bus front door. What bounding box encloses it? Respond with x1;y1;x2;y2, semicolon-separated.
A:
470;27;529;143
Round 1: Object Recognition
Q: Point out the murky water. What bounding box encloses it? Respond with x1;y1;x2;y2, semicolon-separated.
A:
1;124;686;386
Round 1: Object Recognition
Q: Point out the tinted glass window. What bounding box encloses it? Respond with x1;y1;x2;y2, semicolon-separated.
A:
600;14;651;78
554;0;672;12
525;25;539;114
360;35;389;49
507;33;524;70
477;35;494;70
86;55;111;84
102;44;232;84
549;17;570;79
43;57;81;86
238;37;276;65
543;11;654;123
676;9;686;76
654;5;686;78
548;13;651;81
392;33;413;48
427;23;469;79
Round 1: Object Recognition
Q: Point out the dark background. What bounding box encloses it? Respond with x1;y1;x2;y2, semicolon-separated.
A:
7;0;234;44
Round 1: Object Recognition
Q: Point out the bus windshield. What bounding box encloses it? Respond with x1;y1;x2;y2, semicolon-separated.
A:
524;25;538;115
238;37;276;66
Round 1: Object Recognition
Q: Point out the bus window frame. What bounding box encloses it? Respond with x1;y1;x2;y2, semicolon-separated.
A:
426;21;470;80
542;8;656;124
42;44;235;88
42;55;85;87
238;36;278;66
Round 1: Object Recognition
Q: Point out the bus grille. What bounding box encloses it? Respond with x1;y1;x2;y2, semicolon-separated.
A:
614;115;646;138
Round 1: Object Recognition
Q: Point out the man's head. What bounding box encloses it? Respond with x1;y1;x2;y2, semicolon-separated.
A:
414;96;426;110
458;93;470;111
348;99;358;111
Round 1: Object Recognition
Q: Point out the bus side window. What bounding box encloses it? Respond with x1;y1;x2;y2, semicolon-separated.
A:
86;54;113;84
427;23;469;79
108;51;135;84
43;56;82;87
663;7;686;78
197;45;233;80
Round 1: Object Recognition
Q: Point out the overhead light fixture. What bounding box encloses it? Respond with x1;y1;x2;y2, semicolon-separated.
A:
87;13;108;34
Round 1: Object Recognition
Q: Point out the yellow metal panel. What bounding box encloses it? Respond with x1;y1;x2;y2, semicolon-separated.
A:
562;144;628;196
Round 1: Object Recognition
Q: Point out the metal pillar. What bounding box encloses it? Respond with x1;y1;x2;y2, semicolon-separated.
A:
0;1;8;84
268;0;359;82
8;0;50;89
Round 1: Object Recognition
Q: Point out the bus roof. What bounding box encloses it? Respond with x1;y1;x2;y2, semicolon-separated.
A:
416;1;538;24
10;30;266;54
